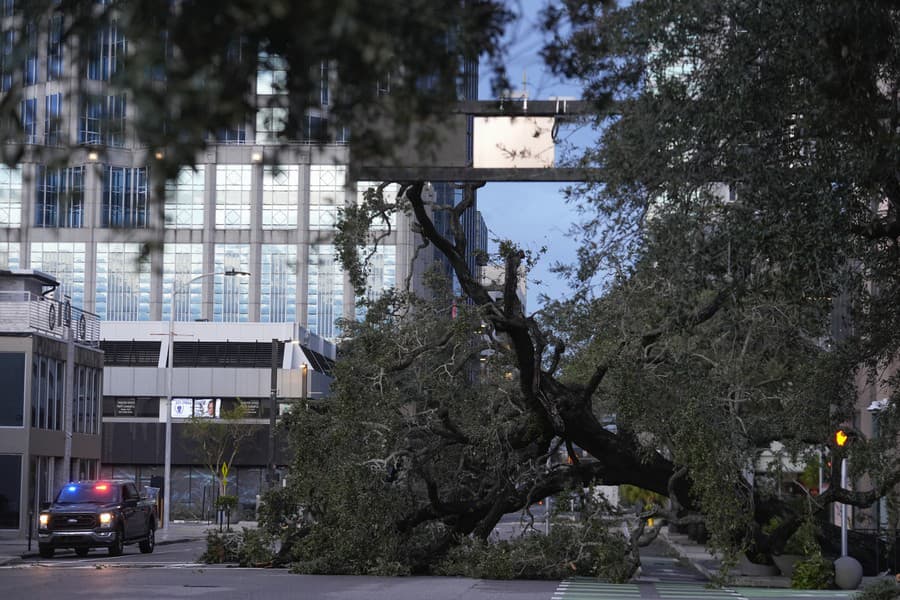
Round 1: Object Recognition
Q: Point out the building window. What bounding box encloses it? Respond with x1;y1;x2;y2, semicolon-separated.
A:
30;243;86;307
47;14;63;80
261;245;296;323
0;353;25;428
0;29;12;92
165;166;204;229
355;244;396;320
262;165;297;229
30;355;64;431
78;96;103;145
78;95;126;146
87;21;125;81
23;22;37;85
102;166;147;228
215;165;251;229
0;165;22;227
73;366;100;435
319;61;329;106
309;165;345;231
255;107;287;144
0;454;21;529
20;98;36;144
0;242;20;268
95;242;151;321
356;181;398;231
44;93;62;145
35;166;84;228
256;52;287;95
163;243;202;322
106;94;126;147
1;0;13;17
213;244;250;322
307;244;343;339
215;125;246;144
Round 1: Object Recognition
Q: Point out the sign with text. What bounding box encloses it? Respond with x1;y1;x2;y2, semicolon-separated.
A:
171;398;193;419
114;399;136;417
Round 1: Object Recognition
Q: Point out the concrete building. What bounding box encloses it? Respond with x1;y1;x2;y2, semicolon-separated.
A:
0;6;488;526
0;269;103;538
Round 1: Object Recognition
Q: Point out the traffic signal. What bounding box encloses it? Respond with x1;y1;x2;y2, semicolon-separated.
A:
835;429;849;447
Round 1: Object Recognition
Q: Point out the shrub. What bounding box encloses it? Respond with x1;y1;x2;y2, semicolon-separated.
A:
200;529;241;563
854;579;900;600
435;521;637;582
791;554;834;589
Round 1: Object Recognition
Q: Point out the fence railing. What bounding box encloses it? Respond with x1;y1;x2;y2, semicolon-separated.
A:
0;291;100;346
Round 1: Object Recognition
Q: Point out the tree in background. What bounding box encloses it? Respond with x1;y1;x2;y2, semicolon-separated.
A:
184;401;260;499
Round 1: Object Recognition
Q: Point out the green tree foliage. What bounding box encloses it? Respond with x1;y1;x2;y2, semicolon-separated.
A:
183;402;260;496
1;0;512;172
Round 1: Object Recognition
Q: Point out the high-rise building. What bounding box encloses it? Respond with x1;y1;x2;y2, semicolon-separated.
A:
0;5;488;523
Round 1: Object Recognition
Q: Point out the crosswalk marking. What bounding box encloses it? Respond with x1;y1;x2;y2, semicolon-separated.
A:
553;579;857;600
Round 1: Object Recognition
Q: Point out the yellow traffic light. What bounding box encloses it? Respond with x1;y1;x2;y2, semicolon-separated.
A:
835;429;849;447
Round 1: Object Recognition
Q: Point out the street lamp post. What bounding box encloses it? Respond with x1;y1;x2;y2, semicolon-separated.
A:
162;268;250;530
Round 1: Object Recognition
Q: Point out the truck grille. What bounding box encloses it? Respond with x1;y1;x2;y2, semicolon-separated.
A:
51;514;97;530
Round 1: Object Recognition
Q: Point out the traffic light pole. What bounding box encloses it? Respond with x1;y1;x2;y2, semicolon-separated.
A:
840;457;848;557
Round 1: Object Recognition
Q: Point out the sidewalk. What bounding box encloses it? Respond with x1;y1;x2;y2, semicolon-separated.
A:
659;525;891;590
0;520;250;566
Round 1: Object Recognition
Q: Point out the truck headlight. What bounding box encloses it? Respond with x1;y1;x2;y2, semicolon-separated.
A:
38;513;49;528
99;512;112;528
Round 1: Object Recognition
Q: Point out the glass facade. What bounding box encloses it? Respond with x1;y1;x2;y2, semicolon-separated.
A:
23;21;37;86
47;14;63;80
0;165;21;227
34;166;84;228
102;166;148;228
0;454;21;529
0;242;19;269
256;52;287;95
0;353;25;427
165;166;205;229
20;98;36;144
44;93;62;145
162;243;203;322
31;354;64;431
307;244;343;339
309;165;345;230
261;244;296;323
356;181;398;231
0;29;12;92
262;165;298;229
215;165;251;229
30;242;85;307
255;107;287;144
73;365;101;434
213;244;250;322
86;21;125;81
95;242;151;321
356;244;396;320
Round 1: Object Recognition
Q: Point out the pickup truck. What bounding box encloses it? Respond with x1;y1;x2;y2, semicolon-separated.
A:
37;479;157;558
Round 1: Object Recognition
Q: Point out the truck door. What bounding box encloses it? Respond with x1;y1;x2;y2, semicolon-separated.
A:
121;483;141;539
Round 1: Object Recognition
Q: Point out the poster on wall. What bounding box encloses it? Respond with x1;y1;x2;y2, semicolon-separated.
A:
115;399;136;417
193;398;220;418
170;398;193;419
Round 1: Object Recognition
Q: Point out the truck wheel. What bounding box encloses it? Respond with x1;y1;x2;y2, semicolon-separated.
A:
75;547;89;557
139;524;155;554
38;544;54;559
108;527;124;556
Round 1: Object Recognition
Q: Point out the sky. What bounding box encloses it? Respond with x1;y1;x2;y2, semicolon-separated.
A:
476;0;591;309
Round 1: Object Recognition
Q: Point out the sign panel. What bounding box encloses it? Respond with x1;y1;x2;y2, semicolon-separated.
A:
193;398;220;419
114;399;136;417
170;398;193;419
473;116;556;169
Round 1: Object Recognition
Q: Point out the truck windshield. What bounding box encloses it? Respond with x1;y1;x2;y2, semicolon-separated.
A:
55;484;120;504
